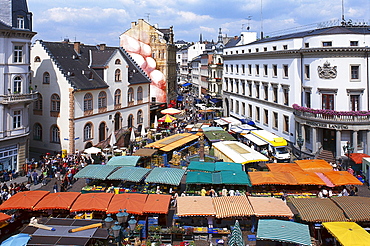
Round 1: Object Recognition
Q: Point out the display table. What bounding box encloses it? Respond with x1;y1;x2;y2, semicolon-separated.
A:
81;185;106;193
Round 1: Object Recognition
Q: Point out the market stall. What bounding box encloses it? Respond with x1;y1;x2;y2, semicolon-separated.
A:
144;167;185;194
74;165;117;180
331;196;370;222
322;222;370;246
212;196;254;218
106;156;141;167
0;191;50;210
294;159;333;173
248;197;293;219
70;193;114;214
203;128;236;144
322;171;363;186
32;192;81;211
256;219;311;246
142;194;171;215
177;196;215;217
132;148;158;168
106;193;148;214
107;166;150;183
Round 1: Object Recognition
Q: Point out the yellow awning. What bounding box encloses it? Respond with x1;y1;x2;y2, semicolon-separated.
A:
160;135;199;152
322;222;370;246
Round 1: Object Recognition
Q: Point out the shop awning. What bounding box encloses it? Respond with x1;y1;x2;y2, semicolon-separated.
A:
33;192;81;211
257;219;311;246
331;196;370;222
0;191;49;210
290;171;327;185
322;222;370;246
294;159;333;173
322;171;363;186
229;124;257;134
248;171;297;185
203;130;236;142
242;134;268;146
177;196;216;217
187;161;215;172
290;197;347;222
107;166;151;182
132;148;158;157
214;162;243;172
70;193;114;212
186;171;213;184
220;171;251;186
213;196;254;218
106;193;148;214
73;165;117;180
142;194;171;214
106;156;140;166
248;197;293;218
145;133;198;151
144;167;186;186
0;212;11;222
160;134;199;152
348;153;370;164
266;163;304;173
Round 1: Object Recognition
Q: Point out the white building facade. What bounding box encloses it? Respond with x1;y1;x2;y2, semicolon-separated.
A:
0;0;37;171
223;25;370;159
30;40;151;155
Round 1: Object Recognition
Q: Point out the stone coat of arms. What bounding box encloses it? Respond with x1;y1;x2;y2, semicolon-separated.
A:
318;61;337;79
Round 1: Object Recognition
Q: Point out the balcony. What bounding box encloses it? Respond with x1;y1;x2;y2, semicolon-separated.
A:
293;104;370;124
0;92;38;105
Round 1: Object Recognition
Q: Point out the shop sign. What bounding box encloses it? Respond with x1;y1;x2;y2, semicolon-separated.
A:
305;121;348;129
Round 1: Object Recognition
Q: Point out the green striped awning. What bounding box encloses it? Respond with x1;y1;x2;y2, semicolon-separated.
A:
106;156;141;166
107;167;151;182
214;162;243;172
257;219;311;246
145;167;186;186
74;165;117;180
186;171;213;184
220;171;251;186
187;161;215;172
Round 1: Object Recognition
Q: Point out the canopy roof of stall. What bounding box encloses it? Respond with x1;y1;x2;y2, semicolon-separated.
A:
144;133;199;152
177;196;216;217
257;219;311;246
106;156;140;166
106;193;148;214
322;222;370;246
290;197;347;222
248;171;297;185
0;212;11;222
212;196;254;218
266;163;304;173
248;197;293;218
322;171;363;186
294;159;333;173
348;153;370;164
107;166;150;182
73;165;117;180
142;194;171;214
132;148;158;157
203;130;236;142
0;191;49;210
33;192;81;211
186;170;250;185
187;161;243;173
290;171;327;185
331;196;370;222
145;167;186;186
186;171;213;184
70;193;114;212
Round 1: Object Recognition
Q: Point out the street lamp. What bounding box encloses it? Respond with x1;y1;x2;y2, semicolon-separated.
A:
104;214;114;229
128;216;137;232
342;141;354;170
116;209;129;224
297;135;304;160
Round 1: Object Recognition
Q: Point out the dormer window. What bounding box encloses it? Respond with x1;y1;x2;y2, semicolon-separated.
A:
115;59;121;64
322;41;332;47
17;16;24;29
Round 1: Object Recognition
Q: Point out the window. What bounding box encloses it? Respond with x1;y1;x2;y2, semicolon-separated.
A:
13;45;23;63
114;89;121;106
272;46;277;51
350;65;360;80
264;47;267;52
230;65;233;73
17;16;24;29
283;88;289;106
84;123;93;141
235;100;239;114
34;56;41;62
304;125;311;143
137;86;143;102
241;81;245;95
283;115;289;133
255;64;260;76
273;86;278;103
264;109;268;125
225;65;228;73
236;65;239;74
322;41;332;47
263;64;268;76
98;91;107;109
115;59;121;64
350;41;359;46
248;104;252;118
263;84;268;100
272;64;277;77
350;95;360;111
273;112;278;129
304;65;310;79
13;110;21;129
322;94;334;110
84;93;93;111
305;91;311;108
13;76;21;93
256;107;260;122
43;72;50;84
255;83;260;98
34;93;43;110
51;94;60;112
235;80;239;94
304;43;309;48
248;49;251;53
128;88;134;105
242;102;246;116
127;114;133;128
248;64;252;75
51;125;60;143
230;99;234;113
137;110;143;124
33;123;42;141
242;64;245;74
248;82;252;96
255;48;259;52
283;45;288;50
115;69;121;82
283;65;288;78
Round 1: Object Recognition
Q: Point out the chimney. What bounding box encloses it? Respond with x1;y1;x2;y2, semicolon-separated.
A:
99;44;106;51
74;42;80;54
131;21;137;28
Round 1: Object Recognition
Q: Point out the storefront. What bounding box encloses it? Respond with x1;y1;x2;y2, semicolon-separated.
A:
0;145;18;171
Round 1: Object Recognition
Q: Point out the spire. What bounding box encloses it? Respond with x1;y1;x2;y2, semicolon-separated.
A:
200;33;203;43
217;28;223;44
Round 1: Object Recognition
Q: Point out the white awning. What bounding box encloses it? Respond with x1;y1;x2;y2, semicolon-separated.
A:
242;134;268;146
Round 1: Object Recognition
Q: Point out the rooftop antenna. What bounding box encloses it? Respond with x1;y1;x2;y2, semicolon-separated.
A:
247;16;252;30
145;13;150;23
260;0;263;38
341;0;345;25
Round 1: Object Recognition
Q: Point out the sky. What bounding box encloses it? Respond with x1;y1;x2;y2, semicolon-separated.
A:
27;0;370;47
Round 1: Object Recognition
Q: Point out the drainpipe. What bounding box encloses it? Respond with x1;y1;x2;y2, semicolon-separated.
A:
300;51;304;107
366;49;369;110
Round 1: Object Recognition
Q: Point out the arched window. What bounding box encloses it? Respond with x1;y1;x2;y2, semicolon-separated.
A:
34;56;41;62
99;122;106;142
114;113;121;131
114;89;121;106
13;76;22;93
51;94;60;112
43;72;50;84
98;91;107;109
128;114;133;128
137;110;143;124
84;93;93;111
128;88;134;105
34;93;42;110
137;86;143;102
33;123;42;141
115;69;121;82
115;59;121;64
51;125;60;143
84;123;93;141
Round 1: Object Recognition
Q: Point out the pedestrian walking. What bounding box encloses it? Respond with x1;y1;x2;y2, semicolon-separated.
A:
32;170;38;185
53;182;58;193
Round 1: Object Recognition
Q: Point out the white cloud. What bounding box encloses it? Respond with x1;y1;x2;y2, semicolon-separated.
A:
177;11;212;23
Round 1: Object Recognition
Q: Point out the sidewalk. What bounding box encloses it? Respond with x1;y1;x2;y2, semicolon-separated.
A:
3;169;44;191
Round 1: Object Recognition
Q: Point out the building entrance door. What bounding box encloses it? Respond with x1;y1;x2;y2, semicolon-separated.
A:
323;129;336;153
